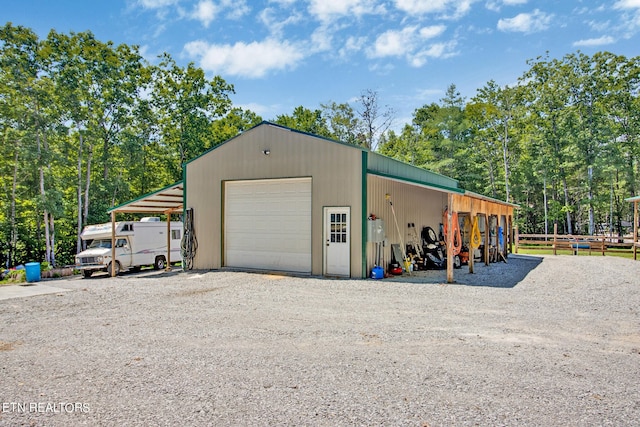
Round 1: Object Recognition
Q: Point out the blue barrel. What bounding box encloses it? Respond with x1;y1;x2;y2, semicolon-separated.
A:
371;266;384;279
25;262;41;283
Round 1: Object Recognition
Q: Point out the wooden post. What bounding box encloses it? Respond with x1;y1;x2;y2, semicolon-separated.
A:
447;193;454;283
553;222;558;255
514;224;519;254
166;212;171;270
508;215;514;255
601;235;605;256
469;200;475;274
111;211;116;277
484;214;490;266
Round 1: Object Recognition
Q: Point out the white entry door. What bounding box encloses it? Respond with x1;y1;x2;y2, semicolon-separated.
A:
324;207;350;276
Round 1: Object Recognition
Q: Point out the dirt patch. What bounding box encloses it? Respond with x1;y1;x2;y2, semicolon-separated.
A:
0;340;21;351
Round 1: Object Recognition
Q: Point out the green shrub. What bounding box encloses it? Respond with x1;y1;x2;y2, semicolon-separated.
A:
3;269;26;284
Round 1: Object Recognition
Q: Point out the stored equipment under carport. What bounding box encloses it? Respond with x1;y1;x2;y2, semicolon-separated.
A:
385;194;411;274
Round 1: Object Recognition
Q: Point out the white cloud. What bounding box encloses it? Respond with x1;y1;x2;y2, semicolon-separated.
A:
339;36;367;59
497;9;553;33
486;0;527;12
137;0;179;9
614;0;640;9
411;40;458;66
191;0;218;27
586;19;611;32
310;25;336;53
259;7;302;37
184;38;306;78
367;25;454;67
394;0;476;18
369;25;447;59
420;25;447;38
370;27;419;58
221;0;250;19
308;0;385;22
572;35;616;47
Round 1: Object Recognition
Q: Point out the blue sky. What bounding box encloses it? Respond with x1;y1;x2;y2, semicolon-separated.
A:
3;0;640;128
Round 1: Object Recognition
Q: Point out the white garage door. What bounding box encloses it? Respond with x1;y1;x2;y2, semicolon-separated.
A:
224;178;312;273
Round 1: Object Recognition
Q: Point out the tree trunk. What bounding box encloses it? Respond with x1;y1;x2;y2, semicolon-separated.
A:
588;166;594;235
77;131;84;254
37;129;52;264
502;121;510;202
10;145;19;267
563;175;573;234
49;215;56;267
543;174;548;237
84;143;93;229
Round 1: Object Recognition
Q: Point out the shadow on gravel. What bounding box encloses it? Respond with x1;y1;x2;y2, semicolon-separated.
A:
383;254;544;288
79;265;185;280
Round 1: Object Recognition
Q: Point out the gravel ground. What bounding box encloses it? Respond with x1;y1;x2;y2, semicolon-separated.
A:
1;254;639;426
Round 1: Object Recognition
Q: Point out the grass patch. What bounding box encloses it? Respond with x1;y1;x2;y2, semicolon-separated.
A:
516;248;635;259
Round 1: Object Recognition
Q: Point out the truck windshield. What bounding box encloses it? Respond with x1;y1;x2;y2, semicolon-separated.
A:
88;239;112;249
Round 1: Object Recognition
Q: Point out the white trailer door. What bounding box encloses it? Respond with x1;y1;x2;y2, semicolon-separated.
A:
224;178;312;273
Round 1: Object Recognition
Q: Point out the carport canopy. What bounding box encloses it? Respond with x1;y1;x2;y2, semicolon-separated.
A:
104;181;184;276
107;181;184;215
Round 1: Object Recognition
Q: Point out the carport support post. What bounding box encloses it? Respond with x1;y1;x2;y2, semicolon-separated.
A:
111;211;116;277
447;193;454;283
469;200;475;274
484;215;490;266
166;211;171;270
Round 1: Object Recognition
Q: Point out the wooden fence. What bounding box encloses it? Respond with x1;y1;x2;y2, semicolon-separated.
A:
514;224;638;258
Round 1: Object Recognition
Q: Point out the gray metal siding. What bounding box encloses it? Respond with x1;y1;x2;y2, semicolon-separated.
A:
185;124;363;277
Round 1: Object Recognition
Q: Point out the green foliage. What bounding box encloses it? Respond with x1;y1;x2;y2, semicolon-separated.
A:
379;53;639;236
0;24;255;268
2;24;639;266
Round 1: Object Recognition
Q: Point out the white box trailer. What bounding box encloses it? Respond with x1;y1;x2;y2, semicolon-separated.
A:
75;217;183;278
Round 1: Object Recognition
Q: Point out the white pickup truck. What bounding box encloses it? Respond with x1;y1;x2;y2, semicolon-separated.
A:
75;217;182;278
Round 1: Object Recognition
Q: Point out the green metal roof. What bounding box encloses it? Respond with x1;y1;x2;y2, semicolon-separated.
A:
107;181;183;214
367;151;462;193
625;195;640;203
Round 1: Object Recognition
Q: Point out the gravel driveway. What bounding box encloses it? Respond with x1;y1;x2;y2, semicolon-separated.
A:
1;254;639;426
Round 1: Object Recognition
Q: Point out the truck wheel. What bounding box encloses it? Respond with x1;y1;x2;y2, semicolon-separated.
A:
154;256;166;270
82;270;93;278
107;261;121;276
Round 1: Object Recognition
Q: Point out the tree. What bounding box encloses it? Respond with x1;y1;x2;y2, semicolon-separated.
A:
209;107;262;147
0;23;61;265
274;106;331;137
468;81;524;202
151;54;235;180
355;89;394;150
320;101;361;145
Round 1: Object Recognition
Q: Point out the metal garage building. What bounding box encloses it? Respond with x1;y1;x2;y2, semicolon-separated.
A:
183;122;516;281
